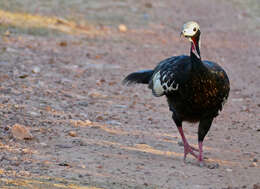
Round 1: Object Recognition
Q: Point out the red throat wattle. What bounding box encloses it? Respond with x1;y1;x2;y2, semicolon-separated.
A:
191;37;197;51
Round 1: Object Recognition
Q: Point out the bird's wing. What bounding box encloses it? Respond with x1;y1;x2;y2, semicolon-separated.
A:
149;55;190;97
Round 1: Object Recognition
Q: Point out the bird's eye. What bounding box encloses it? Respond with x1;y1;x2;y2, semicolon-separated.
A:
193;27;197;32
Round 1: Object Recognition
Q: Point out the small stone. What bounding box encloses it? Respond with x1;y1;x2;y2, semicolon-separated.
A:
59;41;67;47
11;124;33;140
68;131;77;137
106;120;122;126
249;162;257;167
22;148;31;154
19;171;30;176
78;101;88;107
32;66;41;73
56;144;73;148
19;74;29;79
78;174;83;178
40;142;48;147
42;160;51;166
226;168;232;172
96;115;105;121
79;140;88;146
207;163;219;169
114;104;127;109
58;162;70;166
70;119;93;127
29;111;40;116
225;136;231;140
88;90;107;99
118;24;127;32
144;2;153;8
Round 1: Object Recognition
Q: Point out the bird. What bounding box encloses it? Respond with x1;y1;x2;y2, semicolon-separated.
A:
122;21;230;165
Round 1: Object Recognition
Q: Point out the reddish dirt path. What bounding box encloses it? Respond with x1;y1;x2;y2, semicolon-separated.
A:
0;0;259;188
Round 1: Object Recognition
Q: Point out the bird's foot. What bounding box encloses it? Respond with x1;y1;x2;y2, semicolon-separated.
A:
198;141;204;166
183;143;199;161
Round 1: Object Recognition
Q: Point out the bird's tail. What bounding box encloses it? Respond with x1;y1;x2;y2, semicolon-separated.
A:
122;70;154;85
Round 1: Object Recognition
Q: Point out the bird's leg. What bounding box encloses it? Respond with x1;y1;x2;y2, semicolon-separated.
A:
177;126;198;160
197;117;213;166
198;141;203;166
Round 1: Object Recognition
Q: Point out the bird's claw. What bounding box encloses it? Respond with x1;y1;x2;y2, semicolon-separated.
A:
183;144;205;167
183;143;199;161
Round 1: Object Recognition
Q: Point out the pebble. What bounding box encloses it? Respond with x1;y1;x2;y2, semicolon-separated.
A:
32;66;41;73
59;41;67;47
226;168;232;172
77;101;88;107
106;120;122;126
18;171;30;177
58;162;70;166
29;111;40;116
79;140;88;146
19;74;29;79
207;163;219;169
96;115;105;121
11;124;33;140
68;131;77;137
225;136;231;140
118;24;127;32
144;2;153;8
88;90;107;99
249;162;257;167
56;144;74;148
114;104;127;109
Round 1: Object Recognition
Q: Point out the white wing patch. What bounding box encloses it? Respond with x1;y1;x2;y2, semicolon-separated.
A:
152;71;179;97
152;71;164;97
167;81;179;91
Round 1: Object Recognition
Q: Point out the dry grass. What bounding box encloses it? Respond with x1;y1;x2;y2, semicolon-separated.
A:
0;9;105;36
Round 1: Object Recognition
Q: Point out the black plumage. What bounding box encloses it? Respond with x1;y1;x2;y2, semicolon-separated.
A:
123;21;230;165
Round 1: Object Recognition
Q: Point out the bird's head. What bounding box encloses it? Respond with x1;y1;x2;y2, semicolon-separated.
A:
180;21;201;59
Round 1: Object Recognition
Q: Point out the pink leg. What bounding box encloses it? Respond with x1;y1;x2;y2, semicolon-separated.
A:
177;127;198;160
198;141;204;166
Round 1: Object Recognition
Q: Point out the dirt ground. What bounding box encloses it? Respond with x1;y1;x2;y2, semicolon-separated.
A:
0;0;259;188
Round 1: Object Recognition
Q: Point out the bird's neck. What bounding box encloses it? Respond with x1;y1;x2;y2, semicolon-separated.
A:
190;31;206;71
190;30;201;61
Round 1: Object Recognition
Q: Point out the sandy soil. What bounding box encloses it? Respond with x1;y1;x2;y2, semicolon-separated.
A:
0;0;259;188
